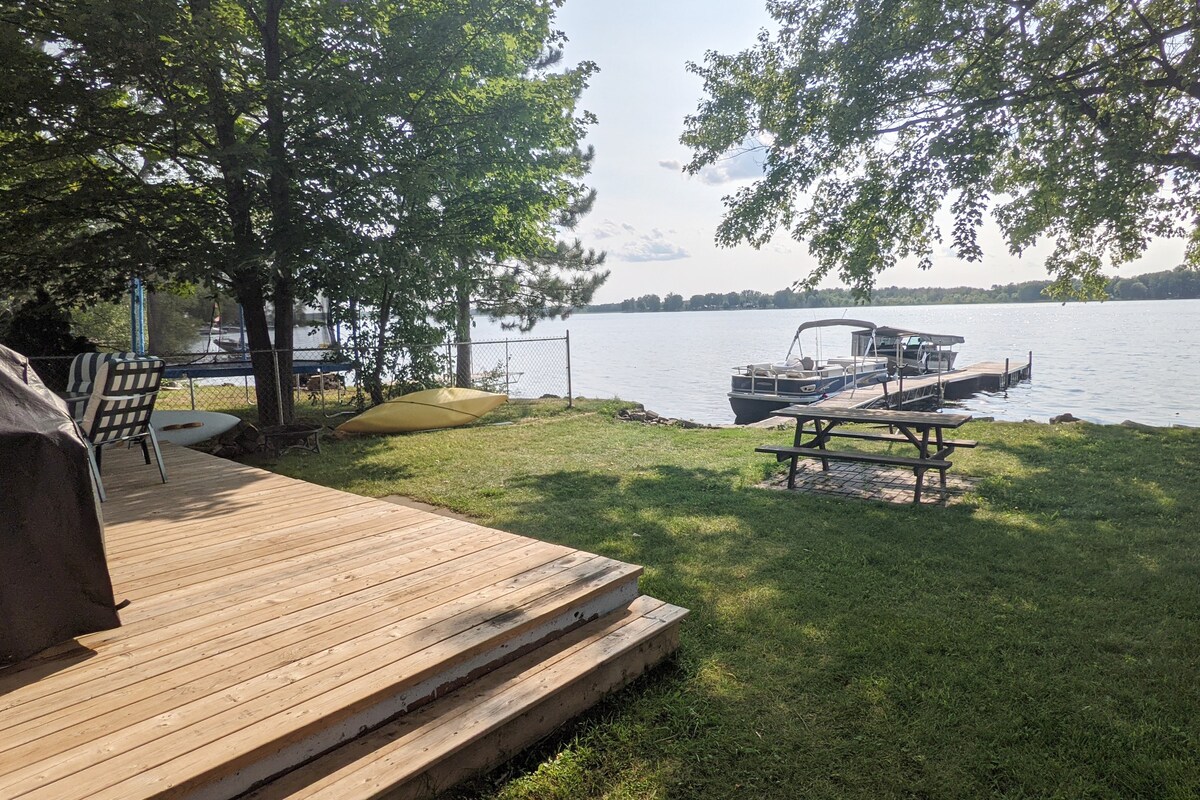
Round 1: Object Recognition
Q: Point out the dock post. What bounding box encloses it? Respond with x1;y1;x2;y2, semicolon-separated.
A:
1028;350;1033;380
1004;358;1010;390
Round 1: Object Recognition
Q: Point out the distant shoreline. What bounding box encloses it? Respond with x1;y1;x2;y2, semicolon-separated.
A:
581;267;1200;314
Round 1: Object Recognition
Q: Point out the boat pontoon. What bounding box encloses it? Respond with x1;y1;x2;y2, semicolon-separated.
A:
728;319;890;424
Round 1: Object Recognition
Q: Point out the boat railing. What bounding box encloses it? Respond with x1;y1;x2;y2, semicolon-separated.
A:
737;363;846;380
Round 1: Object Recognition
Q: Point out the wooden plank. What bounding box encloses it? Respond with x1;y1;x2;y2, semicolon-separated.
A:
777;406;971;427
0;542;579;758
246;597;689;800
756;445;950;470
0;444;674;800
0;557;640;798
105;507;423;588
108;505;435;593
796;429;977;448
103;484;379;547
112;517;484;623
0;532;537;731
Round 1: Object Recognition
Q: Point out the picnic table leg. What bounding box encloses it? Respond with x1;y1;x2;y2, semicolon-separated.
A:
916;426;932;500
935;427;948;488
816;419;834;471
913;466;924;503
787;419;805;489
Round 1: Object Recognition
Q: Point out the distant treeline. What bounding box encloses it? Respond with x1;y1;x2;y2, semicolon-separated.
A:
581;267;1200;313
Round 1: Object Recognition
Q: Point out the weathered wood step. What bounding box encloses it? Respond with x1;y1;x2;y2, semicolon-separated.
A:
241;595;688;800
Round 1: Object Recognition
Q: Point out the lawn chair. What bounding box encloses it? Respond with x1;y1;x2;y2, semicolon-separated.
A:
78;357;167;502
65;351;135;420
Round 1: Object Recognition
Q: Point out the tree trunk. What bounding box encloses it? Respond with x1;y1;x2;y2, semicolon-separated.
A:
190;0;280;425
454;280;472;388
263;0;295;424
235;284;285;427
367;276;391;406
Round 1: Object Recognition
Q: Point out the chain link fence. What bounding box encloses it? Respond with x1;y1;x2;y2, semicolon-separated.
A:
26;335;572;422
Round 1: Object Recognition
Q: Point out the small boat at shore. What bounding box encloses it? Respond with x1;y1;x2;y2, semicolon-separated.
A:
337;387;507;434
728;319;889;424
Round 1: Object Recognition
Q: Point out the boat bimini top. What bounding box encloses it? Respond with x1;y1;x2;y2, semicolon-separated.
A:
784;319;878;361
868;327;965;347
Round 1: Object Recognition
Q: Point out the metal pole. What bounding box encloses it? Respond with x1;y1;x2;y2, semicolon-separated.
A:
129;276;146;355
565;331;573;408
188;374;196;410
272;349;284;424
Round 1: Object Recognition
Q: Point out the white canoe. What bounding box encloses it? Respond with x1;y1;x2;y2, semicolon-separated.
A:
151;411;240;446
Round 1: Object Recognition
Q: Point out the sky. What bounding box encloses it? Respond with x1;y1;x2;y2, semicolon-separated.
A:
553;0;1188;305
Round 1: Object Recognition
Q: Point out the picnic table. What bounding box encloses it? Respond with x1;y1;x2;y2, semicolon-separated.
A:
757;406;975;503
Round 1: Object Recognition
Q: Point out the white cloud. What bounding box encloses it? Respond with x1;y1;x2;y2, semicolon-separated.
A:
695;148;765;184
583;220;689;262
660;137;769;185
618;229;689;262
589;220;625;239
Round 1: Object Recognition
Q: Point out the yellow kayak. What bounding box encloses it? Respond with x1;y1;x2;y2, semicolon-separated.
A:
337;387;507;434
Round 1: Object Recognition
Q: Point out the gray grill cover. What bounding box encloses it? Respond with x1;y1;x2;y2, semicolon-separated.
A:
1;344;119;664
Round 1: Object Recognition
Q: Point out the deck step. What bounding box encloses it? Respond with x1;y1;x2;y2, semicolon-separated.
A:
241;595;688;800
2;548;643;800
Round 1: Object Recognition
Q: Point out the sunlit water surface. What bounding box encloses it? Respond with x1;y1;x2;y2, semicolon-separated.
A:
474;299;1200;427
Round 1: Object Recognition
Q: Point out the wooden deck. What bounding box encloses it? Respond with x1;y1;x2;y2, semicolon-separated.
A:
0;446;686;800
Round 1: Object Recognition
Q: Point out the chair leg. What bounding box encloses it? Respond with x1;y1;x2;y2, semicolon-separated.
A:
86;443;107;503
147;427;168;484
140;437;152;465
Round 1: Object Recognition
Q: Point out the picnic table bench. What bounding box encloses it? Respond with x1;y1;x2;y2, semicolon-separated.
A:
757;406;975;503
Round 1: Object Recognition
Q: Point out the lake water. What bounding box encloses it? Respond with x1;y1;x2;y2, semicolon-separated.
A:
474;299;1200;427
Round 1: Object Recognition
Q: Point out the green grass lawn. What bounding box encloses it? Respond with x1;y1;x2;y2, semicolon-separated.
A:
261;399;1200;800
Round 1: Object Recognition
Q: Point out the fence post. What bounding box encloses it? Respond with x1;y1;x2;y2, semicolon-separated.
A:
565;330;573;408
504;339;511;394
272;349;284;424
188;374;196;410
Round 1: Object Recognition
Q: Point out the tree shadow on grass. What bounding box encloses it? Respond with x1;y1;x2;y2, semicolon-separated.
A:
471;433;1200;799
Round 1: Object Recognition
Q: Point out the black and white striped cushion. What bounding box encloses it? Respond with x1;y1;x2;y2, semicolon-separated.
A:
81;358;165;446
67;351;136;395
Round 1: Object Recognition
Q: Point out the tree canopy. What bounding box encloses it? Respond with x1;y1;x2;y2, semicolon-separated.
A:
683;0;1200;298
1;0;602;421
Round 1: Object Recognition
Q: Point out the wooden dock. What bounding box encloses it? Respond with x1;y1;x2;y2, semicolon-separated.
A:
0;446;686;800
812;358;1032;411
